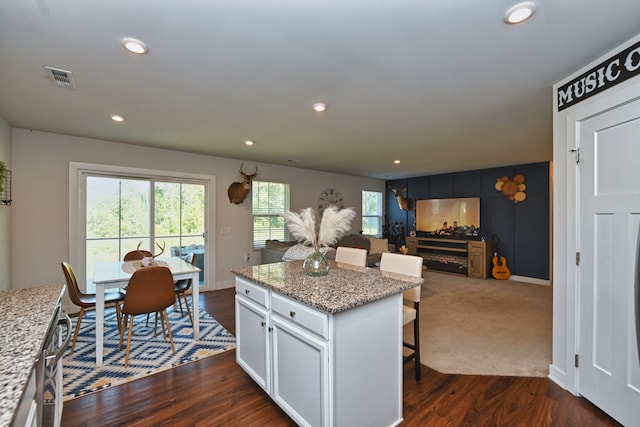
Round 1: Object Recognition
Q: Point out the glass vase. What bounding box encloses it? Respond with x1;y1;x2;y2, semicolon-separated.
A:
303;243;330;276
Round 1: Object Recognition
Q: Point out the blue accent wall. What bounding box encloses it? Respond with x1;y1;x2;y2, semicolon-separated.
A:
386;162;549;280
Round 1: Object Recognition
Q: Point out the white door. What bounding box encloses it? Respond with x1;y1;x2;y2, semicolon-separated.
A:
577;97;640;426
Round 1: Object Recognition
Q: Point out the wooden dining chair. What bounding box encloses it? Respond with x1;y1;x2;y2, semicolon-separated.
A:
335;246;367;268
123;249;153;261
118;265;176;368
379;252;424;381
143;252;197;331
123;249;155;325
61;261;125;355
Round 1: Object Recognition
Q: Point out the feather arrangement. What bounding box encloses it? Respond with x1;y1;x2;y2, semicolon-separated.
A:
282;208;317;246
283;206;355;247
318;206;356;246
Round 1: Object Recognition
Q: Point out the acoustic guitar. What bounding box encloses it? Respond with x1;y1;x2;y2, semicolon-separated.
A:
491;234;511;280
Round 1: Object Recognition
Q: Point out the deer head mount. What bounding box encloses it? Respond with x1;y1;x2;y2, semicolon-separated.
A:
227;163;258;204
389;184;411;211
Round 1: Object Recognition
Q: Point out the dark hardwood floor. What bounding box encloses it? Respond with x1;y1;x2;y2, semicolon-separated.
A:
62;288;620;427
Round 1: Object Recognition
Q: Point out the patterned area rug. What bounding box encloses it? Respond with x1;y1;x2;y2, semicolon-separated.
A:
61;305;235;401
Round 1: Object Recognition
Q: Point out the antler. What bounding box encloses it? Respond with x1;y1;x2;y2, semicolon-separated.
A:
136;241;144;258
152;241;165;258
239;162;258;178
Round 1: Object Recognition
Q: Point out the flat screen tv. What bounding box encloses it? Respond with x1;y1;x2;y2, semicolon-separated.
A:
415;197;480;235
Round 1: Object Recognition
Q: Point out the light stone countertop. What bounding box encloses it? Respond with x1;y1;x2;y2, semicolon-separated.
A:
231;260;423;314
0;285;65;427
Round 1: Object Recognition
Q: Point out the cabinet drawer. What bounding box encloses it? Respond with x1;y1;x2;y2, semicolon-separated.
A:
271;293;329;340
468;241;485;251
236;277;270;308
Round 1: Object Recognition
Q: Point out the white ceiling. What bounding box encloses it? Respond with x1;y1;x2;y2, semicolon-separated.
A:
1;0;639;179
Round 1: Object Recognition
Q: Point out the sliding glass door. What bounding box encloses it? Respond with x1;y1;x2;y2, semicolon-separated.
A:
85;175;206;291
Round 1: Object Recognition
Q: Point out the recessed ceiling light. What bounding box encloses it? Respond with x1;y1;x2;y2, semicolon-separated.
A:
394;160;401;164
111;114;125;122
122;37;149;54
312;103;327;112
245;140;255;146
504;2;536;24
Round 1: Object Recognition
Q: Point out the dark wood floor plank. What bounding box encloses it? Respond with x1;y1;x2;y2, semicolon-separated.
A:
62;288;621;427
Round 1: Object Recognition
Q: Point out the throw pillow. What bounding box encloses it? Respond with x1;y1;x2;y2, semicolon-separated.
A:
368;238;389;255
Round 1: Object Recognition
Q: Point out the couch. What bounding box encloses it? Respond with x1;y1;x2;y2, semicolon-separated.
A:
261;240;299;264
261;234;394;268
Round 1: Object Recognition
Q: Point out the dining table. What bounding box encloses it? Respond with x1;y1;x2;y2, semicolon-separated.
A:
92;256;201;366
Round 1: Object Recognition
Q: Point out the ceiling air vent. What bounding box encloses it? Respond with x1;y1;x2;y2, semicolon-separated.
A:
44;66;76;90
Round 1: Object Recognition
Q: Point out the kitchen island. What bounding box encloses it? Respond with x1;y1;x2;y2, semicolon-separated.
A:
232;260;423;427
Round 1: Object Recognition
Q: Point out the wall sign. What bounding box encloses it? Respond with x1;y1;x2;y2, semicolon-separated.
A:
557;40;640;111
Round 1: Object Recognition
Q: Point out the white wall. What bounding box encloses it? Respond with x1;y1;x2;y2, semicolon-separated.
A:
10;128;384;290
0;116;10;291
551;33;640;392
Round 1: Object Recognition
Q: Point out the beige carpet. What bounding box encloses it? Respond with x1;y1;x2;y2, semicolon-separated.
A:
405;271;552;377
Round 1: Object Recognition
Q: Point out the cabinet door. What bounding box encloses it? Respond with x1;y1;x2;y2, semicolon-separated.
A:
271;315;329;427
468;250;483;278
468;241;487;279
235;295;271;392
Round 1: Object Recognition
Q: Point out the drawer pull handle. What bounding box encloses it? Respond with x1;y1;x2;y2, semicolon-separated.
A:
261;321;266;327
290;311;296;318
245;289;250;295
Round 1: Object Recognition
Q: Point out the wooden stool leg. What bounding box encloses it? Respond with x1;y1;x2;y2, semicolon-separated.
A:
114;303;123;333
69;308;85;355
182;293;194;327
161;310;175;354
413;304;421;381
124;315;134;368
177;294;184;315
118;315;130;351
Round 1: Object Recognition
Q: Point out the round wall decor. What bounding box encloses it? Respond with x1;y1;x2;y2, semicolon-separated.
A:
317;187;344;210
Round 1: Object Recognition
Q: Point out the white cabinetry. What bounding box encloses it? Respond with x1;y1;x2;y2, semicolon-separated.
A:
235;276;403;427
271;292;330;425
235;291;270;391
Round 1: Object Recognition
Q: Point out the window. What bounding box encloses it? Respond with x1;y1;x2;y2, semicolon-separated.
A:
252;181;290;249
362;190;383;236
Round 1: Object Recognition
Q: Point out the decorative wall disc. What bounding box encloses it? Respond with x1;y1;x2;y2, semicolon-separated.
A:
495;175;526;203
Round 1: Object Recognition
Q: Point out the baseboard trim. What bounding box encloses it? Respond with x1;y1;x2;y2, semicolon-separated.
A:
509;275;550;286
548;364;568;391
214;279;235;290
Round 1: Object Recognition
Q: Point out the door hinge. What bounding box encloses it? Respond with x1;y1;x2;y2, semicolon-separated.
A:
569;148;580;164
575;252;580;265
574;354;579;368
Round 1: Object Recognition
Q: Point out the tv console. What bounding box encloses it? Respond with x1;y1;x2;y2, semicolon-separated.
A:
405;236;490;279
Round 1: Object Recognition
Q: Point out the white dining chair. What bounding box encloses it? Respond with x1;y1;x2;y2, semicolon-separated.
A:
335;246;367;268
379;252;423;381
